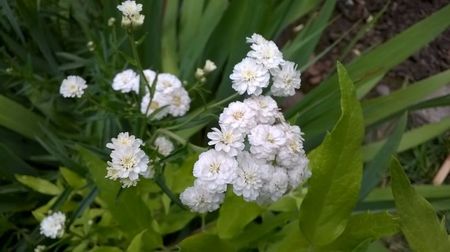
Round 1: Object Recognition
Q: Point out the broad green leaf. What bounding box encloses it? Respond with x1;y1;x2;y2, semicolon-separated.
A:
363;118;450;161
89;247;122;252
359;113;407;200
217;193;262;239
60;167;86;189
179;233;236;252
165;153;197;193
15;175;61;195
267;221;310;252
127;229;162;252
158;205;195;234
321;212;399;251
161;0;179;74
391;159;450;251
299;63;364;246
0;95;44;139
363;70;450;125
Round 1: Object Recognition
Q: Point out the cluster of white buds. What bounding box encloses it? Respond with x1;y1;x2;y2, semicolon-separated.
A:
180;34;310;213
39;211;66;239
117;0;145;28
59;75;88;98
195;59;217;83
106;132;152;188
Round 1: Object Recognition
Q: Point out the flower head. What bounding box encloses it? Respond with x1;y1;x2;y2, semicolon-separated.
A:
140;92;169;119
271;61;301;97
246;33;284;69
59;75;87;98
154;136;174;156
117;0;145;28
230;57;270;95
219;101;256;134
244;95;280;125
207;126;245;156
248;124;286;160
167;87;190;117
203;60;217;73
40;212;66;239
112;69;140;93
106;132;143;150
180;182;225;213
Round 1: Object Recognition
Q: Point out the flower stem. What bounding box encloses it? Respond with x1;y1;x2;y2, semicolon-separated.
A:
154;174;187;210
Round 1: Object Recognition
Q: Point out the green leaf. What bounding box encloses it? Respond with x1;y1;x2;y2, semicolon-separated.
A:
60;167;86;189
0;144;38;179
299;62;364;246
266;221;310;252
179;233;236;252
217;193;262;239
0;95;44;139
359;113;407;200
90;247;122;252
391;159;450;252
127;229;162;252
322;212;399;251
15;175;61;195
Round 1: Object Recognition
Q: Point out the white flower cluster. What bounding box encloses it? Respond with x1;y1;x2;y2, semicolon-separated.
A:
154;136;174;157
180;34;310;213
39;211;66;239
117;0;145;28
59;75;87;98
195;59;217;83
111;69;191;119
106;132;152;188
231;33;301;97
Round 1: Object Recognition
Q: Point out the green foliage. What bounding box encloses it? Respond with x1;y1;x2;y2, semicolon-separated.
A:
391;159;450;252
299;63;364;246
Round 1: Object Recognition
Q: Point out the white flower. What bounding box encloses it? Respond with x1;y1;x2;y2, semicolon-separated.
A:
143;69;157;86
155;73;182;94
271;61;301;97
276;124;306;169
180;182;225;213
230;57;270;95
106;133;151;188
39;212;66;239
246;33;284;69
154;136;174;156
167;87;190;117
34;245;46;252
243;95;280;125
203;60;217;73
117;0;145;28
248;124;286;161
112;69;140;93
207;127;244;156
232;152;270;201
193;149;238;193
219;101;256;134
257;167;289;204
59;75;87;98
108;17;116;26
195;68;205;80
106;132;143;150
140;92;169;119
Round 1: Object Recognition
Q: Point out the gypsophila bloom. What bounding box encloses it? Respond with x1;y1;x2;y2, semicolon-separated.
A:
112;69;140;93
271;61;301;97
244;95;280;125
230;57;270;95
154;136;174;156
246;33;284;69
203;60;217;73
207;126;245;156
232;152;270;201
59;75;87;98
195;68;205;81
34;245;46;252
140;92;169;119
40;212;66;239
106;132;152;187
155;73;182;94
287;158;310;189
219;101;256;134
143;69;157;86
256;167;289;204
180;182;225;213
167;87;190;116
117;0;145;28
276;124;306;168
248;124;286;161
193;149;238;193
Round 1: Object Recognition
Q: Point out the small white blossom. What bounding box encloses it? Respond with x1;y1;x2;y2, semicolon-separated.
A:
143;69;157;86
140;92;169;119
39;212;66;239
219;101;256;134
180;182;225;213
287;158;310;189
34;245;46;252
230;57;270;96
271;61;301;97
244;95;280;125
154;136;174;156
257;167;289;204
112;69;140;93
117;0;145;28
246;33;284;69
106;133;151;187
167;87;190;117
207;127;245;156
203;60;217;73
248;124;286;160
155;73;182;94
195;68;205;80
276;124;306;168
232;152;270;201
59;75;87;98
193;149;238;193
108;17;116;26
